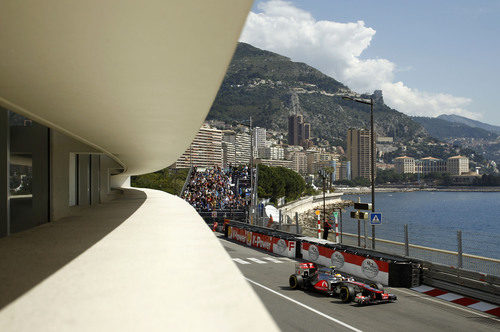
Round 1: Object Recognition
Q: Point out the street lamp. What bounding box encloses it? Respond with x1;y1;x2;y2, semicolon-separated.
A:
342;95;376;249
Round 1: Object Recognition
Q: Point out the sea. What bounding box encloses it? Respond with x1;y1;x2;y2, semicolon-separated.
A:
342;191;500;259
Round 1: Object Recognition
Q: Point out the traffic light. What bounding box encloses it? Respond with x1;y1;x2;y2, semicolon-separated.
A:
358;212;369;219
350;211;369;219
354;202;372;210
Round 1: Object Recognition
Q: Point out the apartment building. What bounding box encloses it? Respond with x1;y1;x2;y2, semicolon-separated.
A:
347;128;376;179
174;125;223;168
447;155;469;175
394;156;416;174
253;127;267;149
257;146;284;160
292;151;308;175
419;157;447;174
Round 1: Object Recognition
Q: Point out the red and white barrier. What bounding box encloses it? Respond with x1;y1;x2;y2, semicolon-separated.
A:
411;285;500;317
301;242;389;285
317;213;321;239
227;226;296;258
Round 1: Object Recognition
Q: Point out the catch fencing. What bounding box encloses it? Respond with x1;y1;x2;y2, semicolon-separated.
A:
197;209;247;224
287;213;499;277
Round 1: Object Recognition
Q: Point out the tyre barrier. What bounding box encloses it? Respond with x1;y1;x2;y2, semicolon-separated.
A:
224;221;420;287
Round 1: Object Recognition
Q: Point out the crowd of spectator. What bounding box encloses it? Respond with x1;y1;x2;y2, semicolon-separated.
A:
183;165;250;211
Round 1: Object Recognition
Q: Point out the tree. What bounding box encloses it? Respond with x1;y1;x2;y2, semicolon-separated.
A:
257;165;306;204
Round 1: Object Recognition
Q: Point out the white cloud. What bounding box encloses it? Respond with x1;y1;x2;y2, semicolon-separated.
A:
240;0;480;119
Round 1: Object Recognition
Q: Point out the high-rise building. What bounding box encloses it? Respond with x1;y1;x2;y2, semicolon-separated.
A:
253;127;267;149
304;123;311;140
347;128;376;179
288;114;311;146
235;132;251;166
174;125;222;168
222;141;236;168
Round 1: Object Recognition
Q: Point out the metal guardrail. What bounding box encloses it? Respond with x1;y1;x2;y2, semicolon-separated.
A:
421;262;500;305
225;220;500;303
300;225;500;277
300;225;500;304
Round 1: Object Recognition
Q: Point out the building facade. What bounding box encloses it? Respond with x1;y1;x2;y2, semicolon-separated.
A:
257;146;284;160
419;157;447;174
394;156;415;174
292;151;308;175
174;125;223;168
347;128;376;179
288;114;311;146
253;127;267;150
447;155;469;175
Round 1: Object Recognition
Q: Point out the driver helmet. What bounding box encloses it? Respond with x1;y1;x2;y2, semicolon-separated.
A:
335;274;342;278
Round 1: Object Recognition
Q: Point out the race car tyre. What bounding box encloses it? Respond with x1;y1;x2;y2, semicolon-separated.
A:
369;282;384;291
339;285;355;303
289;274;304;290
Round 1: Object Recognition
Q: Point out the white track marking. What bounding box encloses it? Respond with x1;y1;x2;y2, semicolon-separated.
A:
277;257;293;261
232;258;250;265
245;278;363;332
411;285;434;292
247;258;267;264
396;288;500;321
263;257;283;263
468;301;498;312
436;292;463;301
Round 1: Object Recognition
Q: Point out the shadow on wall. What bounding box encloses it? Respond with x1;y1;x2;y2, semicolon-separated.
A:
0;188;147;310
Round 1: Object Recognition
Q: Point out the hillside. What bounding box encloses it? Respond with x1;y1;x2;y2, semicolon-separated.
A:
437;114;500;135
412;116;498;140
207;43;426;144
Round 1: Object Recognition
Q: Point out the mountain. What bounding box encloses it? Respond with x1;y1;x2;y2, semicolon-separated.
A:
412;116;498;140
207;43;426;144
437;114;500;135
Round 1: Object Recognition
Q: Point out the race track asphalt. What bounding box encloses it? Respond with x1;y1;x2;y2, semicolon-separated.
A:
217;235;500;332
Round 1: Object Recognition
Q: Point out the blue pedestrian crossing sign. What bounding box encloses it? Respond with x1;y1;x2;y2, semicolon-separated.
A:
370;213;382;225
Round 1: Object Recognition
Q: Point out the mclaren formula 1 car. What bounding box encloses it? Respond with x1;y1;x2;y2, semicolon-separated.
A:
288;262;397;305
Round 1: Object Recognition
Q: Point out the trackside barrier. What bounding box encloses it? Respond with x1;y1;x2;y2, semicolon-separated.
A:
224;221;418;287
420;261;500;305
226;223;297;258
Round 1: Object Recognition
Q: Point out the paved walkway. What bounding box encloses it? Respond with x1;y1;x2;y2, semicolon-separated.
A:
0;188;277;331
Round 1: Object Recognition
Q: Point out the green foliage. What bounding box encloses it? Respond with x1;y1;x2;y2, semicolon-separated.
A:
207;42;427;144
474;174;500;186
131;168;189;195
257;164;306;204
335;176;371;187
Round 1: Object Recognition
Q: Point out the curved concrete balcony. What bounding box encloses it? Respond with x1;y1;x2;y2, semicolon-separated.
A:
0;188;277;331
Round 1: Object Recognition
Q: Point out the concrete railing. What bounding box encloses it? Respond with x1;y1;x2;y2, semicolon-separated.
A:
280;192;343;219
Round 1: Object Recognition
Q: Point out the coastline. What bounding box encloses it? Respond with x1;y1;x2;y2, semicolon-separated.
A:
336;186;500;194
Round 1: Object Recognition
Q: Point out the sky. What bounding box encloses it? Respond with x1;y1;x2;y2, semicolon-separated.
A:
239;0;500;125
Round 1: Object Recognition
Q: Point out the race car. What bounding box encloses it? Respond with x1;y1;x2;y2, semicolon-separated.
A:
288;263;356;296
289;262;397;305
337;280;397;305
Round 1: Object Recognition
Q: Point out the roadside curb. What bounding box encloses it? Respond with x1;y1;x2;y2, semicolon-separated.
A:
411;285;500;317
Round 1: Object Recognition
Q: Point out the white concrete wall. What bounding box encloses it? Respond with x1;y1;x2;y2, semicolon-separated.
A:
51;131;124;220
280;192;344;220
0;188;278;331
